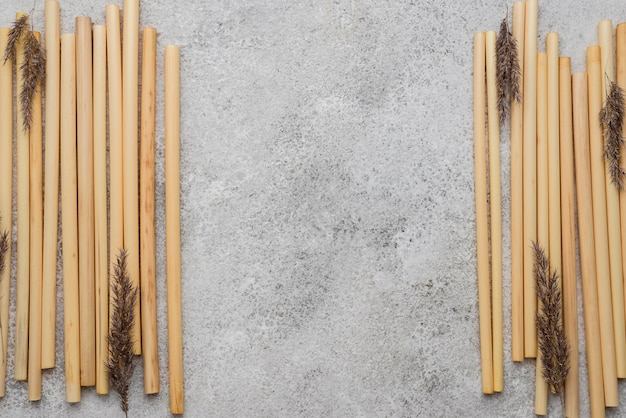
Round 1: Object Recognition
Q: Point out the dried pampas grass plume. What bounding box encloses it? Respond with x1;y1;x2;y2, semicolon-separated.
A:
600;80;626;189
496;15;522;125
0;216;8;277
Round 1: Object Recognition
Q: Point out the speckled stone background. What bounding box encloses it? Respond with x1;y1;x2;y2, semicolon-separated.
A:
2;0;626;417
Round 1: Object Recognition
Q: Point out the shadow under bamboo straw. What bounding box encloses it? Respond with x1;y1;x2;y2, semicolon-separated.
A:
572;72;605;418
0;27;12;397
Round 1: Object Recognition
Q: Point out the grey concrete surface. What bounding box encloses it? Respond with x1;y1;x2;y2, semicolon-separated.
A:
1;0;626;416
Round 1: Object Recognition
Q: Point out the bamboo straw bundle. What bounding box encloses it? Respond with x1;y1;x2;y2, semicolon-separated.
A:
0;27;12;398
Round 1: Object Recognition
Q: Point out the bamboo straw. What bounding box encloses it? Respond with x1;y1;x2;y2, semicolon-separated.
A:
510;0;525;363
485;30;502;393
93;24;109;395
0;27;12;397
535;51;549;416
617;24;626;352
140;27;160;395
166;45;185;414
598;19;626;378
523;0;538;358
42;0;61;370
60;33;80;403
76;16;95;387
560;57;579;418
123;0;142;355
572;72;605;418
106;2;124;335
473;31;492;396
14;11;30;382
28;31;43;401
587;45;619;406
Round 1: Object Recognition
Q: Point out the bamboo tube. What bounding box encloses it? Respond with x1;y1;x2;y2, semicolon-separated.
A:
617;24;626;354
140;27;160;395
93;25;109;395
598;19;626;378
573;72;605;418
166;45;185;414
523;0;538;358
106;2;124;335
510;0;525;363
485;30;502;393
76;16;95;387
535;51;549;416
61;33;80;403
28;31;43;401
560;58;579;418
0;27;12;397
42;0;61;370
14;11;30;382
473;32;493;395
123;0;142;355
587;45;619;406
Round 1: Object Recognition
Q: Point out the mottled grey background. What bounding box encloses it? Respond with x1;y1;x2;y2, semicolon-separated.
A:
1;0;626;417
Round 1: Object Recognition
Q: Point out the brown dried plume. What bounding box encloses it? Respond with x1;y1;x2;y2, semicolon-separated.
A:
0;216;8;277
600;80;626;190
533;241;569;395
496;15;522;125
106;250;138;417
2;14;29;65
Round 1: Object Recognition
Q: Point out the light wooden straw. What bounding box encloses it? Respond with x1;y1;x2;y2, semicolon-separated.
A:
598;19;626;378
42;0;61;370
560;57;579;418
535;51;549;416
523;0;538;358
28;31;43;401
93;24;109;395
587;45;619;406
14;11;30;382
473;32;493;395
0;27;12;397
60;33;80;403
166;45;185;414
76;16;95;387
617;24;626;349
123;0;142;355
510;0;525;363
140;27;160;395
572;72;605;418
106;2;124;336
485;30;502;393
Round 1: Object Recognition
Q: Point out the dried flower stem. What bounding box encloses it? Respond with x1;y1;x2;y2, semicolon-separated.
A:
496;15;522;124
600;80;626;189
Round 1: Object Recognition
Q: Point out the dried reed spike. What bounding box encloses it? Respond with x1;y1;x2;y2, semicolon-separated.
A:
533;241;569;395
600;80;626;189
19;31;45;132
496;15;522;125
3;14;29;65
0;216;8;277
106;250;138;417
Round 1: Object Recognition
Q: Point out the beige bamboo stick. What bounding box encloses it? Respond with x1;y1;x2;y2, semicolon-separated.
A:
617;24;626;353
14;11;30;382
573;72;605;418
485;30;502;393
42;0;60;370
123;0;142;355
93;24;109;395
28;31;43;401
106;2;124;334
560;57;579;418
60;33;80;403
140;27;160;395
166;45;184;414
598;19;626;378
473;32;493;395
76;16;95;387
511;0;525;363
523;0;538;358
587;45;619;406
535;51;549;416
0;27;12;397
